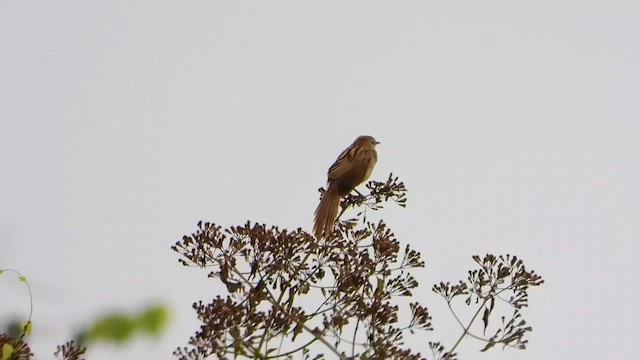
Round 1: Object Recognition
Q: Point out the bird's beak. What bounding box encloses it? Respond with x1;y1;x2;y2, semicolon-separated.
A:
375;141;381;145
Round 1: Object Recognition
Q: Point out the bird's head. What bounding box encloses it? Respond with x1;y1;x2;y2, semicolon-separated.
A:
354;135;380;148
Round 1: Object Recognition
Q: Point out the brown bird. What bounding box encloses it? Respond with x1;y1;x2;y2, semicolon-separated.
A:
313;135;379;239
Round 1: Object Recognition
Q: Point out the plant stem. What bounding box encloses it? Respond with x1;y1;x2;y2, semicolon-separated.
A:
230;265;345;359
449;297;489;355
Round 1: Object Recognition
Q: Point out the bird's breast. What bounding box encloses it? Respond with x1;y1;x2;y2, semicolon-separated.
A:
361;152;377;183
332;150;377;196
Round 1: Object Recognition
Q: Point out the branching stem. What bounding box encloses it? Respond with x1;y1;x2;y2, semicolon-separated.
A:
449;297;489;354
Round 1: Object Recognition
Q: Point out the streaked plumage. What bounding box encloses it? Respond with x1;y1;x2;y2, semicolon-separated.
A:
313;136;379;239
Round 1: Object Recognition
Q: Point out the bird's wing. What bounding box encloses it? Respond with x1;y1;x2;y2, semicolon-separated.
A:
327;146;358;181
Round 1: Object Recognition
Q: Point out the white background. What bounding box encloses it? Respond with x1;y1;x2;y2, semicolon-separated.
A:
2;1;639;359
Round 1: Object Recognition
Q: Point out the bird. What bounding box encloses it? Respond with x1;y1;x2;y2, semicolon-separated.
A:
313;135;379;239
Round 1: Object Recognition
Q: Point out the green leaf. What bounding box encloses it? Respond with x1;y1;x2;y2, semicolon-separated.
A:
137;305;169;335
1;344;13;360
85;314;136;344
376;277;384;294
18;276;27;282
22;321;33;336
480;340;495;352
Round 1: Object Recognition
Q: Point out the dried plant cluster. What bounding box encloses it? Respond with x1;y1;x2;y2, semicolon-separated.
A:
172;174;544;360
0;333;32;360
53;342;86;360
432;254;544;356
0;334;87;360
0;336;86;360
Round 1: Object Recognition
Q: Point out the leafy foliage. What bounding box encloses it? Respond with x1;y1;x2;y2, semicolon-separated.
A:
76;304;170;345
0;269;34;360
2;266;166;359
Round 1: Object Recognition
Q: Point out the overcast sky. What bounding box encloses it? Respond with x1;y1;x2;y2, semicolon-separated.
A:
2;1;639;359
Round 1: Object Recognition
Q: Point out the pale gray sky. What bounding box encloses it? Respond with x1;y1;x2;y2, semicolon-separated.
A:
1;1;639;359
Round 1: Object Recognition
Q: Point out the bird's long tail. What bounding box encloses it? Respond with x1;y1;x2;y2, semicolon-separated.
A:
313;184;341;239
